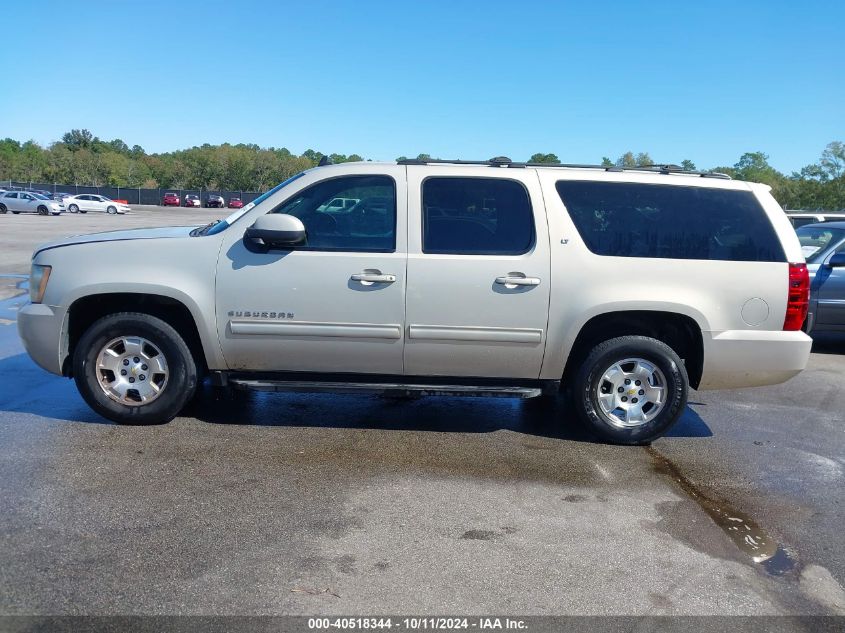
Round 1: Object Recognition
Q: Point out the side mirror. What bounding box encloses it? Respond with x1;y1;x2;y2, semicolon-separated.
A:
245;214;306;249
827;252;845;268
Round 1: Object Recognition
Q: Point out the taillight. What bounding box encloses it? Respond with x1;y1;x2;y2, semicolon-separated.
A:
783;263;810;331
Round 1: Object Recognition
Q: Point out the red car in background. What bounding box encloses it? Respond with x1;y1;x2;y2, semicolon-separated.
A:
162;192;180;206
183;194;201;207
227;197;244;208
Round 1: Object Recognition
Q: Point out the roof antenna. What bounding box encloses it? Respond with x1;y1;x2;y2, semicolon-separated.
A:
318;155;332;167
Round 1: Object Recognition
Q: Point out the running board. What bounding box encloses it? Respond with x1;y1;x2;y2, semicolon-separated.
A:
228;379;543;399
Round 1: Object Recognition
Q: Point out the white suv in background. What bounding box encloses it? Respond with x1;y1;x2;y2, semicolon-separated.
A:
17;158;812;444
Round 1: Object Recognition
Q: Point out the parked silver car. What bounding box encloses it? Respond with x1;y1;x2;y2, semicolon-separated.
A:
797;221;845;334
0;191;64;215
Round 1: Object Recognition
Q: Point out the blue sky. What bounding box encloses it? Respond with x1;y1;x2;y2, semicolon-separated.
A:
1;0;842;172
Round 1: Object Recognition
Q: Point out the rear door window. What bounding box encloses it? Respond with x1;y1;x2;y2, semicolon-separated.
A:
422;177;534;255
555;181;786;262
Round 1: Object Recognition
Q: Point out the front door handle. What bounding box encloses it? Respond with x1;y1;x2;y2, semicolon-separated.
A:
351;272;396;284
495;274;540;287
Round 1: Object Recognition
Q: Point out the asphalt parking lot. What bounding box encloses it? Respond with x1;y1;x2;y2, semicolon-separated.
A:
0;209;844;616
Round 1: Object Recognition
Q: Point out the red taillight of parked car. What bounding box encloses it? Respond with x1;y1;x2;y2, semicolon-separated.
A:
783;263;810;331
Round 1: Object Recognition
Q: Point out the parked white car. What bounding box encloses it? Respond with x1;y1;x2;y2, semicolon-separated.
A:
0;191;65;215
65;194;130;215
786;211;845;229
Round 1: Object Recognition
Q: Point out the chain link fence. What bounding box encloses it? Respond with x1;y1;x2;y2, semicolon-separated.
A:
1;180;262;207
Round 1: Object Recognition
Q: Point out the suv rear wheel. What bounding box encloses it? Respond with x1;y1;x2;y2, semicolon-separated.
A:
572;335;688;445
73;312;198;425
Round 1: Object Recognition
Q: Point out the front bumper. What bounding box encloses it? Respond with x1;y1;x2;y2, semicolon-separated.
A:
17;302;66;376
698;329;813;390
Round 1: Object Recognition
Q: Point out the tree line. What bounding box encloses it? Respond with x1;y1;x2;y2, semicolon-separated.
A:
0;129;842;209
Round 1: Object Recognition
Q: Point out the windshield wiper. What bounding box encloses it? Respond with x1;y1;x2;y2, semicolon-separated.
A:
190;220;222;237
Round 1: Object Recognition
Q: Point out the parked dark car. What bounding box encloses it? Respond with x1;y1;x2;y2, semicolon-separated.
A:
796;221;845;334
162;192;180;206
227;197;244;209
206;194;225;208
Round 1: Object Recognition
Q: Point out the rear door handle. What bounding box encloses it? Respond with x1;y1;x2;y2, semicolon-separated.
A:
351;272;396;284
495;275;540;286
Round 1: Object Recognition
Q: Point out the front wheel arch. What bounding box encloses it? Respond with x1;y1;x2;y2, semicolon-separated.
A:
64;293;209;379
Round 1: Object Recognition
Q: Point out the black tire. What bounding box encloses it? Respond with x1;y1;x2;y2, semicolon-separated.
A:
37;205;49;215
73;312;198;425
572;335;688;445
68;204;78;213
107;206;117;214
0;204;6;214
80;209;87;213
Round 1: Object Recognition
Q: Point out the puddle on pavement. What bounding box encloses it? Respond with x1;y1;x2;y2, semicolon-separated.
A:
0;276;28;323
646;446;796;576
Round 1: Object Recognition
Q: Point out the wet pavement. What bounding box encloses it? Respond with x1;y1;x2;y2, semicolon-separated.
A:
0;285;844;615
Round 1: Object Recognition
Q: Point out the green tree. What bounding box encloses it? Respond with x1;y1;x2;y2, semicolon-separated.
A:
616;152;637;167
681;159;696;171
529;153;560;164
819;141;845;180
635;152;653;166
732;152;782;186
61;129;95;151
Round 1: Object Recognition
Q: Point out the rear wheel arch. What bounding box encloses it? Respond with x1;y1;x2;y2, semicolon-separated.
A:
64;292;209;378
562;310;704;390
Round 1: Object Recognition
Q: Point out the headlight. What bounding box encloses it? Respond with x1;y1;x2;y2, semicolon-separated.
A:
30;264;52;303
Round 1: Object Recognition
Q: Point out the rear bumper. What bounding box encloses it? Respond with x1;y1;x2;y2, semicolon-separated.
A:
698;329;812;390
17;302;66;376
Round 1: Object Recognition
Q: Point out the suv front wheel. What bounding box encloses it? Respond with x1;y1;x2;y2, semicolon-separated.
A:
73;312;198;425
573;335;688;445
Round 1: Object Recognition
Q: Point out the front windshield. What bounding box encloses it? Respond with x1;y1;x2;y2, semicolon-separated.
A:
205;172;306;236
796;226;845;263
32;193;50;200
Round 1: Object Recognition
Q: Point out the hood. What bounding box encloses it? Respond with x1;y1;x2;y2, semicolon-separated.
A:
34;226;196;257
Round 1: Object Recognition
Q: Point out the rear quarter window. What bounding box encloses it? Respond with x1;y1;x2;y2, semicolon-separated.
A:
555;181;786;262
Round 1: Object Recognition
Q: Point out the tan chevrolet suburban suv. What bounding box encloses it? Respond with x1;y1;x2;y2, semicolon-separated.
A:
18;158;812;444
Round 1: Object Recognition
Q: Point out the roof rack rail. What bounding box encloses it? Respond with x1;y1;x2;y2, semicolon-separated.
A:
395;157;731;179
